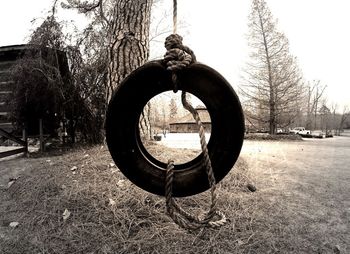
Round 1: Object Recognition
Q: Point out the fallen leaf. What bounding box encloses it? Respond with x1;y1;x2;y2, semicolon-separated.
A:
63;209;71;221
109;198;116;206
70;166;78;171
8;180;16;188
333;245;341;254
117;180;125;187
237;239;244;246
9;222;19;228
110;168;118;174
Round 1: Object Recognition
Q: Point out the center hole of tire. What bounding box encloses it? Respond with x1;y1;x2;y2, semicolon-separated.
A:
139;91;211;164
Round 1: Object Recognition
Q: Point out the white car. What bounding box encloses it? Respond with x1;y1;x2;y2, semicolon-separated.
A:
299;129;311;135
290;127;311;135
290;127;304;134
311;131;326;138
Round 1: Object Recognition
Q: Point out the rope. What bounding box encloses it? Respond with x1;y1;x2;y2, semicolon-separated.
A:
173;0;177;34
164;34;196;93
166;161;227;230
162;0;227;230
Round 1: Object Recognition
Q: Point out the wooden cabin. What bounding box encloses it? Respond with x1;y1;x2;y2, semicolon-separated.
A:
0;44;69;135
169;107;211;133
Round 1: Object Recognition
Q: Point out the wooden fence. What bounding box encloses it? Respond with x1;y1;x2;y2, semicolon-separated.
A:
0;128;28;159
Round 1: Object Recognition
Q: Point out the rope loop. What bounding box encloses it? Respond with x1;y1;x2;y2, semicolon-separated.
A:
166;160;227;230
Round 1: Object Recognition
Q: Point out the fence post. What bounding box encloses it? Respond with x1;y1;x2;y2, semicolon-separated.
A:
39;119;44;153
22;127;28;157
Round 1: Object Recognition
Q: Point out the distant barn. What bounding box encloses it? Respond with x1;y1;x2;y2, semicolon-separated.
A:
169;107;211;133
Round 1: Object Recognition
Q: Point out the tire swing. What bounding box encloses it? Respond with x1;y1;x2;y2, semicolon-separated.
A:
105;1;245;229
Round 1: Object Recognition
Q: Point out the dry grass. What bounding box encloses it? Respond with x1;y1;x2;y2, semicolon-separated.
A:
143;140;202;164
0;145;258;254
2;140;345;253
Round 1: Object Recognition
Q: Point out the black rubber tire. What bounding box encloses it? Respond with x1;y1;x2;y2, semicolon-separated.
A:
105;60;244;197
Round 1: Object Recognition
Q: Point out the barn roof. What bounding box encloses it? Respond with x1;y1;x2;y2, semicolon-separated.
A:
170;107;211;124
0;44;28;52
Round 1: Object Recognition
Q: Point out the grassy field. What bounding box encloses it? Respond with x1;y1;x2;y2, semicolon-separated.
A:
0;137;349;253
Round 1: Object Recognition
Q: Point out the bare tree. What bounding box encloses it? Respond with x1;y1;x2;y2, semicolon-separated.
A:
305;80;327;130
319;103;331;132
169;98;178;121
329;102;338;134
336;106;349;135
240;0;304;134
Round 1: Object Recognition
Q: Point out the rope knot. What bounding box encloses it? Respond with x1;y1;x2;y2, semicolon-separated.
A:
164;34;183;50
164;34;196;72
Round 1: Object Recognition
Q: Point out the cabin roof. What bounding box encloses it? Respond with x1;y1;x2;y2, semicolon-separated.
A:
169;107;211;125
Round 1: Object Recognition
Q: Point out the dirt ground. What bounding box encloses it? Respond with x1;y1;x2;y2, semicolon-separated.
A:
241;137;350;253
0;137;349;253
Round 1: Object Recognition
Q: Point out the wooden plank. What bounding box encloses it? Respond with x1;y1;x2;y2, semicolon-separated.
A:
0;82;12;90
0;61;15;69
0;147;26;159
0;73;9;82
0;122;12;128
0;93;10;101
0;81;14;85
0;128;26;146
0;123;13;132
0;104;10;112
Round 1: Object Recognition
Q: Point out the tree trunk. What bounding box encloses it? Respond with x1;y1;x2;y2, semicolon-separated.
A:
107;0;152;99
314;99;318;130
105;0;153;139
257;5;276;135
306;86;312;130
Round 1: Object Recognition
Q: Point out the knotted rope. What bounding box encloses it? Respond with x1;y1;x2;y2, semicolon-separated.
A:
164;34;196;93
163;29;226;230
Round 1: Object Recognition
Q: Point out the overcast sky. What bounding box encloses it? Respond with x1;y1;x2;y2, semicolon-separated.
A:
0;0;349;110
